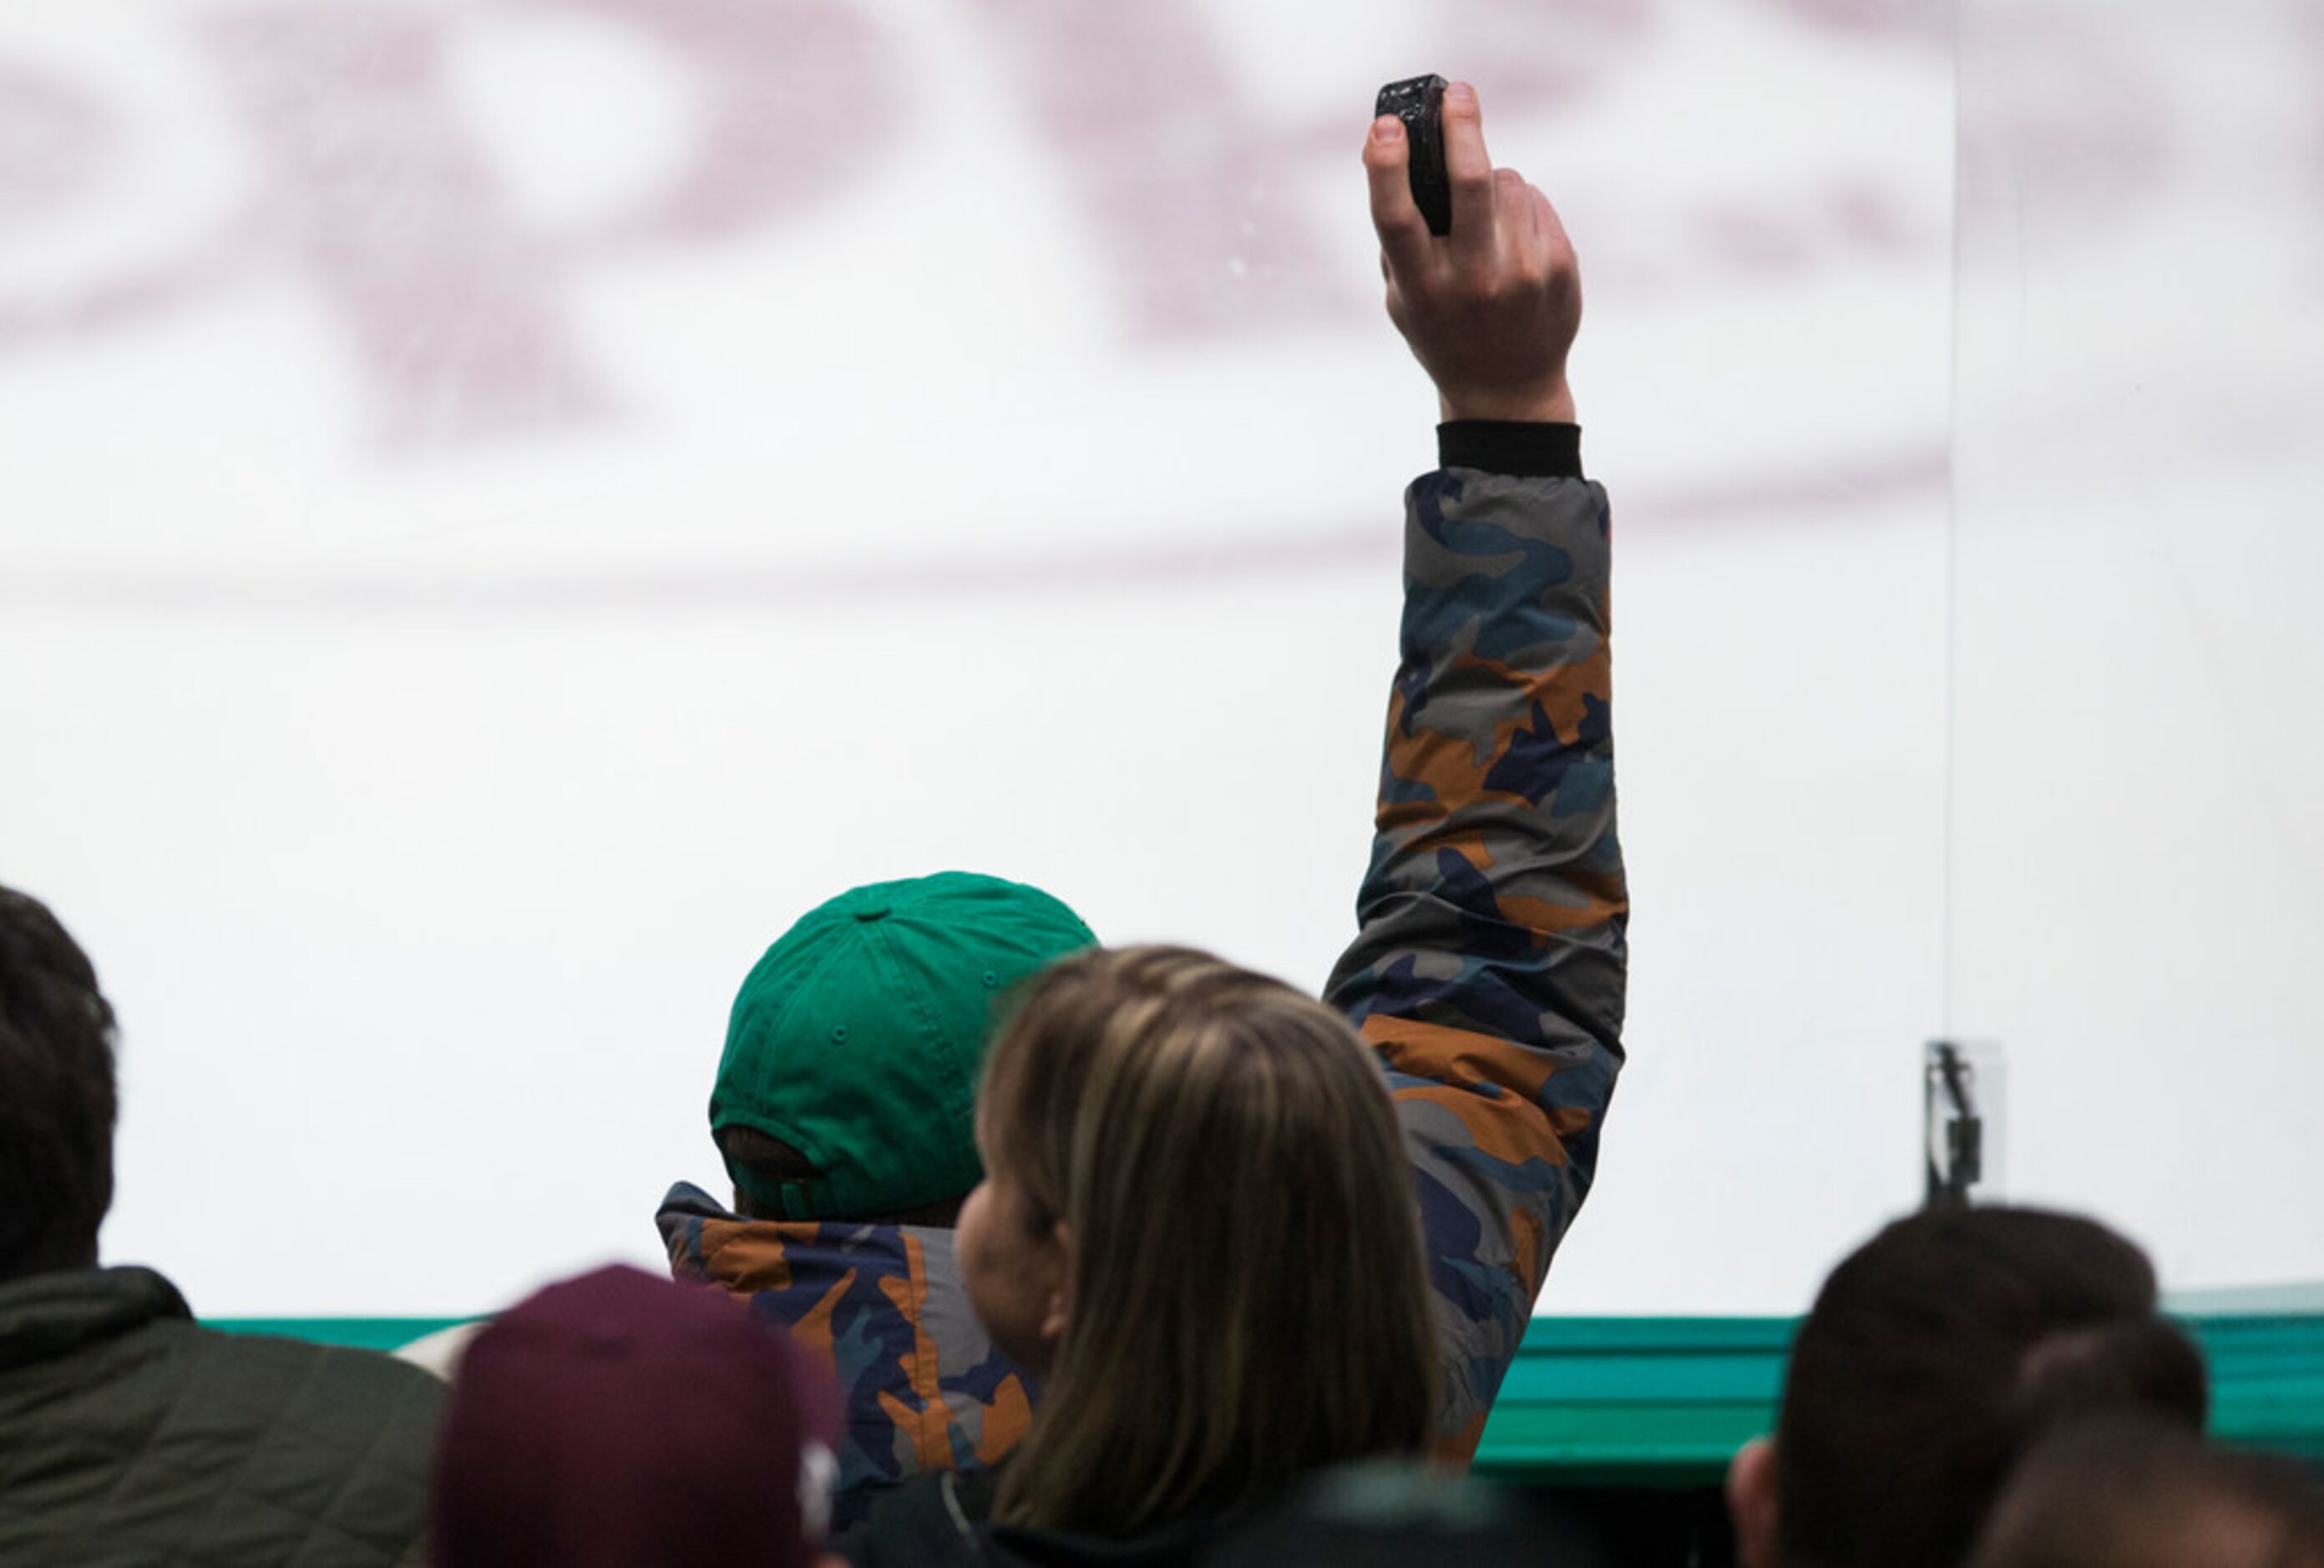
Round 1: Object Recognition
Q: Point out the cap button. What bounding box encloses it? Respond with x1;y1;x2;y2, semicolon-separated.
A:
853;903;890;923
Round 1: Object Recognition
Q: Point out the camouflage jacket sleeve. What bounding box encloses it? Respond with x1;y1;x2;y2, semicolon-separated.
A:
1324;424;1626;1459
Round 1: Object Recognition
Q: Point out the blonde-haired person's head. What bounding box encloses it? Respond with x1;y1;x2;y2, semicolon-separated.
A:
954;944;1436;1540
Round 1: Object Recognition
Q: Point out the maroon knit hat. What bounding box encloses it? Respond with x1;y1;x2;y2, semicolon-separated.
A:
433;1264;838;1568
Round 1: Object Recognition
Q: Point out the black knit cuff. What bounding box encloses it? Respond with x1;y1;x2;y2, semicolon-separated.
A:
1437;421;1583;479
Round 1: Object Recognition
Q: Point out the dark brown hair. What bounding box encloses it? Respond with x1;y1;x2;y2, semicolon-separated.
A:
1967;1418;2324;1568
0;885;119;1279
1774;1206;2209;1568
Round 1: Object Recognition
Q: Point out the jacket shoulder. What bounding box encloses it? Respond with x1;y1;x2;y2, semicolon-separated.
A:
0;1319;440;1565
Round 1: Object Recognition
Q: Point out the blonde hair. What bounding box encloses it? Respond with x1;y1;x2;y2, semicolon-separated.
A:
980;945;1435;1538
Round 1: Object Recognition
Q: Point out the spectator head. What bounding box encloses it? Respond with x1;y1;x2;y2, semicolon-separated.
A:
1727;1206;2210;1568
0;884;118;1282
963;945;1436;1539
711;871;1093;1227
433;1263;843;1568
1967;1419;2324;1568
1202;1460;1611;1568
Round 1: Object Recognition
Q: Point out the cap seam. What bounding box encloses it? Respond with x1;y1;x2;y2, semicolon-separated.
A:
863;918;977;1210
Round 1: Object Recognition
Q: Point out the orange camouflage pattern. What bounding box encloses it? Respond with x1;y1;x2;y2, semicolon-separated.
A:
1325;461;1627;1456
656;1184;1035;1525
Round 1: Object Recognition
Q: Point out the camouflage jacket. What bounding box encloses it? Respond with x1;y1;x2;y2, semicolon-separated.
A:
656;1181;1035;1526
666;426;1623;1503
1325;424;1626;1457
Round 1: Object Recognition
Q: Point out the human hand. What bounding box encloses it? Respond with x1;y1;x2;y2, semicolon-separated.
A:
1364;81;1580;424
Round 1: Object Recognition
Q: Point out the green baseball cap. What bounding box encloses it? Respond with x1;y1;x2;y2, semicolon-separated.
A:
710;871;1096;1222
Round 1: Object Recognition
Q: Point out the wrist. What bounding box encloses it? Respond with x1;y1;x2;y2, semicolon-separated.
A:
1438;381;1577;424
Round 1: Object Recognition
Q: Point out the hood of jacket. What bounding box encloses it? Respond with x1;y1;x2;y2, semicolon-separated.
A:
658;1180;1039;1525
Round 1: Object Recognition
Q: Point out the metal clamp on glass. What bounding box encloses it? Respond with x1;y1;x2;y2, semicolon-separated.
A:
1925;1039;2006;1209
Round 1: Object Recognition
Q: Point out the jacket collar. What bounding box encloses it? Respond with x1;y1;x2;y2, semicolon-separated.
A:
0;1265;191;1372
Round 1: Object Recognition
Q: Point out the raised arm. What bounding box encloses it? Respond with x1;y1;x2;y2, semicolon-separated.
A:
1325;82;1627;1458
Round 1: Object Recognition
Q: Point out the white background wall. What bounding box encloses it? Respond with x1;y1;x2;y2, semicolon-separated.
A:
0;0;2310;1318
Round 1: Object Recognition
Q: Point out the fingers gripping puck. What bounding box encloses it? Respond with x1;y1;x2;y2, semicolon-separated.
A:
1375;73;1452;236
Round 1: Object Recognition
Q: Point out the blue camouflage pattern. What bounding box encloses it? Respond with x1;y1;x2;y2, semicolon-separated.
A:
658;454;1623;1508
1324;462;1627;1457
657;1181;1035;1527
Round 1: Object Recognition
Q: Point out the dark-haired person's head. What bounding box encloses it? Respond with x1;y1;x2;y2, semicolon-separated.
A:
1201;1461;1611;1568
0;884;118;1282
1967;1418;2324;1568
1727;1206;2210;1568
710;872;1093;1228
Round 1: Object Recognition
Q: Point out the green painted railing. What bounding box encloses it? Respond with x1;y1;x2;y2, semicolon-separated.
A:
1469;1313;2324;1485
1471;1317;1790;1485
206;1318;473;1356
209;1311;2324;1486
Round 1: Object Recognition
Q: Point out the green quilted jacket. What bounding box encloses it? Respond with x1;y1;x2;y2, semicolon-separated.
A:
0;1266;443;1566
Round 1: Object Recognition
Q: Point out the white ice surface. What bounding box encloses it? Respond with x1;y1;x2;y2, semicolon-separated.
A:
0;0;2313;1317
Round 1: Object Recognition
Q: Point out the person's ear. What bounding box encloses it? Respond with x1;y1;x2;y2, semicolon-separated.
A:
1727;1435;1781;1568
1039;1220;1076;1345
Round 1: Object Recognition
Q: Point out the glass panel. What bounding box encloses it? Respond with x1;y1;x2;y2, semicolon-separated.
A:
1;0;1953;1313
1949;0;2324;1292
